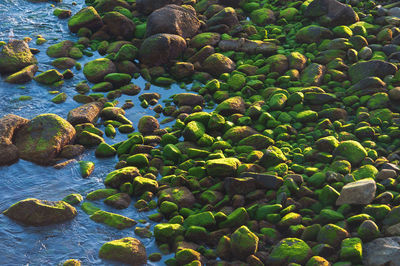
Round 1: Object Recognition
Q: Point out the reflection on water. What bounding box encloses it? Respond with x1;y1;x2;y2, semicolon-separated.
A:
0;0;182;264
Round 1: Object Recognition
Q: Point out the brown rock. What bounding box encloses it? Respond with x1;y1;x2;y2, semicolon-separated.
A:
67;101;103;125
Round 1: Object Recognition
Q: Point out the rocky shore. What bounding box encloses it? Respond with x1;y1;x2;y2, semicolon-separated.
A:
2;0;400;265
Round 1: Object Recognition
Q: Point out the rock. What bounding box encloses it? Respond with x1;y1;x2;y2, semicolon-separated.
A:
154;223;185;243
90;210;137;229
317;224;349;247
183;121;205;141
230;225;259;260
267;238;312;265
136;0;182;15
223;126;258;143
175;249;201;265
54;8;72;19
14;114;75;165
146;5;200;39
95;142;116;157
296;25;333;43
215;96;245;116
238;134;274;149
67;101;103;125
104;193;131;209
1;121;30;165
104;166;141;188
103;11;135;39
46;41;74;58
346;77;387;97
3;198;77;226
349;60;398;83
139;33;187;66
184;211;216;228
205;157;241;177
62;193;83;205
173;93;204;107
83;58;116;83
357;220;380;242
240;172;283;190
336;179;376;205
63;259;81;266
79;161;94;178
99;237;146;265
202;53;236;76
340;237;362;263
158;187;196;208
51;57;76;70
0;40;37;74
34;69;63;85
218;38;277;55
92;0;131;13
86;188;119;200
301;63;325;86
170;62;194;79
206;7;239;29
138;116;159;135
190;32;220;48
334;140;367;165
132;176;158;195
363;237;400;266
250;8;275;26
305;0;359;26
59;145;84;159
76;130;103;146
5;64;38;84
68;6;103;33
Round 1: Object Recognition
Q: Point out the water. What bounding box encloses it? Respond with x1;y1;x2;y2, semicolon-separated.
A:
0;0;184;264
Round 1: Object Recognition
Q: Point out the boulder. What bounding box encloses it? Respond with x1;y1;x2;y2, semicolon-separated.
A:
230;225;258;260
205;157;241;177
3;198;77;226
363;237;400;266
68;7;102;33
139;33;186;66
14;114;76;165
173;93;204;107
218;38;277;55
267;238;312;265
34;69;63;85
5;64;38;84
104;166;141;188
305;0;359;26
336;179;376;205
202;53;236;76
146;5;200;39
83;58;116;83
0;40;37;74
334;140;367;165
348;60;398;83
99;237;146;265
158;187;196;208
138;115;159;135
296;25;333;44
136;0;182;15
103;11;135;39
206;7;239;29
301;63;325;86
46;41;75;58
67;101;103;125
90;210;137;229
215;96;245;115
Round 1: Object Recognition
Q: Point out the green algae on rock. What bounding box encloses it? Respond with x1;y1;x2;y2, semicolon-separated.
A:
0;40;37;74
99;237;146;265
90;210;136;229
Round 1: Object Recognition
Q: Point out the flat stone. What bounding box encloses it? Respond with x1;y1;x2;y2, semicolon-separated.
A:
336;179;376;205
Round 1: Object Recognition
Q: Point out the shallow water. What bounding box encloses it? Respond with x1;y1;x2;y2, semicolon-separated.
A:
0;0;183;264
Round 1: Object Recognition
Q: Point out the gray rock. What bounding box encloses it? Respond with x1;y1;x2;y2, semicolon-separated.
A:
348;60;398;83
363;237;400;266
305;0;359;26
377;169;397;180
336;179;376;205
239;172;284;190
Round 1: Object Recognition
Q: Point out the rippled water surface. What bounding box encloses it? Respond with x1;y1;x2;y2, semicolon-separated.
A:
0;0;182;264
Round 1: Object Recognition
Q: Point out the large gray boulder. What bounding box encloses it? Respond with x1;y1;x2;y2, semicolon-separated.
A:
336;179;376;205
14;114;76;165
0;40;37;74
3;198;77;226
146;5;200;39
363;237;400;266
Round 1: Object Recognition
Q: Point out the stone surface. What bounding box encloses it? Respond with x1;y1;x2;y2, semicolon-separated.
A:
363;237;400;266
67;101;103;125
99;237;146;265
14;114;76;165
3;198;77;226
0;40;37;74
336;179;376;205
305;0;359;26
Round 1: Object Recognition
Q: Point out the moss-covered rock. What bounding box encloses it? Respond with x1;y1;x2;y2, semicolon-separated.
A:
317;223;349;247
154;223;185;243
90;210;136;229
250;8;275;26
95;142;116;157
62;193;83;205
104;166;141;188
79;161;94;178
230;225;259;260
334;140;367;165
3;198;77;226
132;176;158;196
99;237;146;265
68;6;103;33
34;69;63;85
215;96;245;116
205;157;241;177
202;53;236;76
267;238;312;265
86;188;119;200
340;237;362;263
104;193;131;209
190;32;220;48
183;121;205;141
5;64;38;84
83;58;116;83
0;40;37;74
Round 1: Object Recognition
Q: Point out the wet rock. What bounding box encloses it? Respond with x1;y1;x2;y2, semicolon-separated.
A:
363;237;400;266
0;40;37;74
46;40;74;58
158;187;196;208
68;6;103;33
296;25;333;43
14;114;75;165
83;58;116;83
139;33;186;66
62;193;83;205
202;52;235;76
104;193;131;209
173;93;204;107
206;7;239;29
336;179;376;205
3;198;77;226
138;115;159;135
60;144;84;159
99;237;146;265
104;166;141;188
51;57;76;70
175;248;201;265
267;238;312;265
146;5;200;39
349;60;398;83
90;210;137;229
218;38;277;55
34;69;63;85
205;157;240;177
93;0;131;14
301;63;325;86
215;96;245;116
136;0;182;15
5;64;38;84
103;11;135;39
305;0;359;26
170;62;194;79
67;101;103;125
63;259;81;266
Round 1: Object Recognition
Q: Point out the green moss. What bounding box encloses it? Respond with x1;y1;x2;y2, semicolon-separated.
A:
340;237;362;263
90;210;136;229
184;211;216;228
154;223;185;243
205;157;241;178
62;193;83;205
268;238;312;264
334;140;367;165
99;237;146;265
